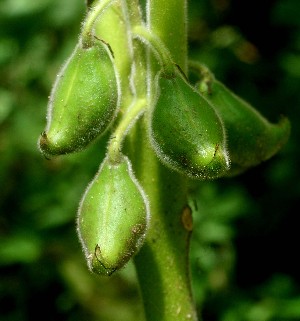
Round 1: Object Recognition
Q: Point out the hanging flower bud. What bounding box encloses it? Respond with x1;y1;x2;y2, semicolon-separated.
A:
198;78;290;176
39;38;120;157
77;155;149;276
149;69;230;180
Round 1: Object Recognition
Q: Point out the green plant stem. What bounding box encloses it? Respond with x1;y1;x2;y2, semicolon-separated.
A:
125;117;198;321
132;25;176;77
107;97;147;164
81;0;116;47
94;0;133;108
99;0;198;319
107;0;148;164
147;0;187;73
126;1;198;320
121;0;147;97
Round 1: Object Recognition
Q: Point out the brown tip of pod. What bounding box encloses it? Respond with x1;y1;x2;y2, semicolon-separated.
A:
38;131;53;160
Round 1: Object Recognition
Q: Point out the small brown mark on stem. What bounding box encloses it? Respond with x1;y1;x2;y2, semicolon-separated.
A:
181;205;193;232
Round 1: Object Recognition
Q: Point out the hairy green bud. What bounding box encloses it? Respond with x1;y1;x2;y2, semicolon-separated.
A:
39;39;120;157
77;155;149;276
199;78;290;175
149;70;230;179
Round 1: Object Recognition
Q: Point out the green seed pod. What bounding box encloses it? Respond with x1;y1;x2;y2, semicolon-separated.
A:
199;78;290;176
149;70;230;179
77;155;149;276
39;39;120;157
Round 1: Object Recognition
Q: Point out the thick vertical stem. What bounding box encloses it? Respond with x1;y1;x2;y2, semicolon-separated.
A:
125;117;198;321
148;0;187;73
126;1;197;320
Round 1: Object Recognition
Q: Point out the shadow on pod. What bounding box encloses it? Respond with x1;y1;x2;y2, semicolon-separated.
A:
149;68;230;180
39;38;120;158
77;154;149;276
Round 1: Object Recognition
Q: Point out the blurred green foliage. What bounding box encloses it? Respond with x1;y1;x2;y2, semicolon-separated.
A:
0;0;299;320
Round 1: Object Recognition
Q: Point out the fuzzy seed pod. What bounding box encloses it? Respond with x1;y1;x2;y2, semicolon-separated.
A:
77;155;149;276
199;79;290;176
39;39;120;157
149;70;230;180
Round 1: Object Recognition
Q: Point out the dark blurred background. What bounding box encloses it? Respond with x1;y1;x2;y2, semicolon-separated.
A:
0;0;299;320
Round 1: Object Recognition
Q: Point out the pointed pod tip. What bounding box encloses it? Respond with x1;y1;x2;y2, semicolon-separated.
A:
39;131;48;146
89;246;117;277
277;115;291;147
38;129;86;157
262;114;291;162
38;131;55;160
190;144;230;179
278;115;291;135
38;131;62;158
